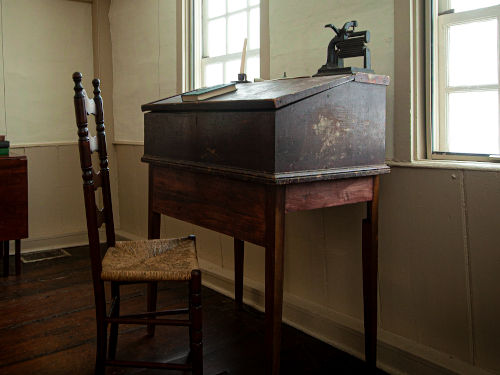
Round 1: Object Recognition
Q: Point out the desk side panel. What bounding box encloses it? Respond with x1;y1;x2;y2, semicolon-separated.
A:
144;111;275;173
285;176;374;213
0;157;28;240
151;166;267;246
275;81;386;173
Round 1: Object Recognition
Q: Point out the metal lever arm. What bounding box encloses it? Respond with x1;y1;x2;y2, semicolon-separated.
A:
324;23;340;35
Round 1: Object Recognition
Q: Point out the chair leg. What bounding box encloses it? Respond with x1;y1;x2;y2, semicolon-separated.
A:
94;281;108;375
190;270;203;375
147;282;158;336
15;239;21;276
3;241;9;277
108;282;120;359
1;242;4;275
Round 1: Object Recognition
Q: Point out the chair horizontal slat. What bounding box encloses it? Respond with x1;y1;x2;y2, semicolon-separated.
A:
96;207;105;228
93;169;102;190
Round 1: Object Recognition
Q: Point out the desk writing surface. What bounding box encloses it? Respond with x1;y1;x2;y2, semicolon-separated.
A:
142;73;389;112
142;73;390;184
142;75;354;111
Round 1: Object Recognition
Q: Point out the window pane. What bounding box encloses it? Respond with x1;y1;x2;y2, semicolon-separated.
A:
247;55;260;81
207;18;226;57
249;0;260;5
448;19;498;86
204;63;223;86
227;12;248;54
447;90;499;154
228;0;247;13
225;59;240;83
451;0;500;12
249;7;260;50
207;0;225;19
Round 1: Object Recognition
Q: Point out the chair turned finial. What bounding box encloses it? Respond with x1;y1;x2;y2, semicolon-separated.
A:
92;78;101;97
91;77;108;170
73;72;84;98
72;72;93;185
92;77;104;128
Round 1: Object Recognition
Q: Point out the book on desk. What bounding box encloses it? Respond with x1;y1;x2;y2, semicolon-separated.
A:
0;138;9;156
181;83;236;102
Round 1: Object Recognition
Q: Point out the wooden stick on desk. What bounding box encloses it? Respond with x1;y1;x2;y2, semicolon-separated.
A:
240;38;247;75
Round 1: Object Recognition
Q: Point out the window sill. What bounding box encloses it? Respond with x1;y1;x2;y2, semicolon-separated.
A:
387;159;500;172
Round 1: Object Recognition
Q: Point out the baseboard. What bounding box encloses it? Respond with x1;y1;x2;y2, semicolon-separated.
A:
198;259;495;375
115;229;144;241
7;232;89;254
8;229;110;254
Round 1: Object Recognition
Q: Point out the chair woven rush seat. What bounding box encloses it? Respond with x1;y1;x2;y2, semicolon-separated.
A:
72;72;203;374
102;237;199;282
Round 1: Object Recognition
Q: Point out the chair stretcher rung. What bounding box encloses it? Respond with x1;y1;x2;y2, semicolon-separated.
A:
119;308;189;319
105;359;191;370
105;317;191;326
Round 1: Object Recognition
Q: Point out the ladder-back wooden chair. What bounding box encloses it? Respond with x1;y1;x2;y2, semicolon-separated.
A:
72;72;202;374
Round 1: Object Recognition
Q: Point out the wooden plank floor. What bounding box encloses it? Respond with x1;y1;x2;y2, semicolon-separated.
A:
0;246;386;374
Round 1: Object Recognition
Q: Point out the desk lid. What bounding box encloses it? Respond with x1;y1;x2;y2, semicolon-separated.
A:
142;72;389;112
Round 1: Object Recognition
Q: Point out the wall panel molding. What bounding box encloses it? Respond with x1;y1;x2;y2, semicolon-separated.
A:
10;141;77;148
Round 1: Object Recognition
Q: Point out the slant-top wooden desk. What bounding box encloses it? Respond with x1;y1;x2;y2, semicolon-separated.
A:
142;73;390;374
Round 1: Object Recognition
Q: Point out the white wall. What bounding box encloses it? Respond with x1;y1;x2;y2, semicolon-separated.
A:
109;0;177;142
0;3;4;136
3;0;93;144
0;0;95;251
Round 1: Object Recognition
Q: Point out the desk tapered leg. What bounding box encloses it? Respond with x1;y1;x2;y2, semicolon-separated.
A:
147;210;160;336
147;166;161;336
234;238;244;308
265;186;285;375
362;176;379;367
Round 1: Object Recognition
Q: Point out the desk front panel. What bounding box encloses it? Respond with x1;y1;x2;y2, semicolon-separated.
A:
151;165;267;246
150;163;378;246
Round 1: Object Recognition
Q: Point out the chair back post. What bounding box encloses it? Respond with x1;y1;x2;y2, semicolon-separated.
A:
73;72;103;282
92;78;116;248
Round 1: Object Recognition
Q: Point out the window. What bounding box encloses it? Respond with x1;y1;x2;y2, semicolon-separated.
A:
195;0;260;88
431;0;500;160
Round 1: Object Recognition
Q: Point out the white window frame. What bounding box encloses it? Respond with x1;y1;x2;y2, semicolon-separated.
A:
193;0;260;88
429;0;500;161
